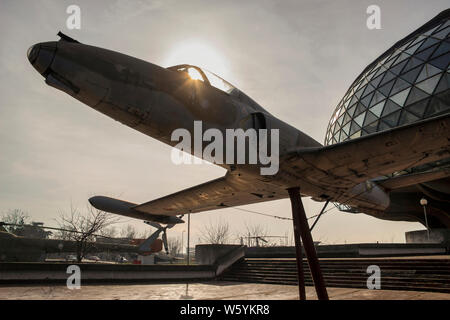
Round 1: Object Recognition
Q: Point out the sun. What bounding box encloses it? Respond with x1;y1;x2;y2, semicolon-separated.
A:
163;40;229;79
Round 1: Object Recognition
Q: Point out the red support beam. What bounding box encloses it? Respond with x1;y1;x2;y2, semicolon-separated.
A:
288;187;329;300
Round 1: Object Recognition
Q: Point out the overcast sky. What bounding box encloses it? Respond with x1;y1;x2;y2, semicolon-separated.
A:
1;0;449;245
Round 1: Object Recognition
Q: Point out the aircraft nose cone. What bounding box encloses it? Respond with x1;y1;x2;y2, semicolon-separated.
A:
27;41;57;75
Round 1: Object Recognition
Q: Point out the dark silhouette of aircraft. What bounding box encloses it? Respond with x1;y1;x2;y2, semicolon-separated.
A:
27;15;450;299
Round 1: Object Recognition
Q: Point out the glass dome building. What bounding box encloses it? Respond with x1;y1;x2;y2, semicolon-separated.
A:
325;12;449;146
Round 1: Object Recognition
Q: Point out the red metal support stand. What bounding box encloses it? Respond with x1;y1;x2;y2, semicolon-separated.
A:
288;187;329;300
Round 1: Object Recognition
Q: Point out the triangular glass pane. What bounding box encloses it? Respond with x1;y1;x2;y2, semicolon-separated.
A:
360;91;374;107
362;83;376;97
382;100;402;117
348;94;358;107
398;110;420;126
390;77;411;96
429;52;450;69
389;87;411;106
350;130;361;139
347;104;357;117
337;114;345;126
378;79;395;97
405;87;429;106
343;111;352;125
431;26;449;40
340;131;349;142
364;119;379;134
417;37;440;52
404;98;429;118
390;59;408;75
434;72;450;93
416;63;443;82
382;110;401;126
394;52;411;65
354;112;366;127
349;121;361;135
342;122;351;135
370;101;385;117
431;41;450;59
369;74;384;88
363;111;378;126
354;86;365;99
379;71;397;86
415;73;442;94
383;55;398;69
423;23;442;37
409;35;426;48
404;41;422;55
378;120;392;131
373;66;387;79
354;103;366;116
403;57;424;73
400;65;423;83
370;90;386;107
425;97;450;117
414;44;439;61
435;20;450;33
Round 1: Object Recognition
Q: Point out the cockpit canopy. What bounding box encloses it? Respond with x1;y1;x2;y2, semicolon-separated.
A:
167;64;238;95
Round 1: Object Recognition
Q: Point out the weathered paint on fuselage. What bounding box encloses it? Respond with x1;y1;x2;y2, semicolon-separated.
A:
28;38;392;215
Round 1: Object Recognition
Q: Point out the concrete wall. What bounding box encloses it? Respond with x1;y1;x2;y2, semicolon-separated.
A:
405;229;450;244
195;244;242;265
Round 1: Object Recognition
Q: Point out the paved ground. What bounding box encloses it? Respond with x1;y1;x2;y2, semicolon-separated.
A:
0;282;448;300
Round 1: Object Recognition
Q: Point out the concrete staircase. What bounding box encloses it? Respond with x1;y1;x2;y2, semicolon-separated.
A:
220;258;450;293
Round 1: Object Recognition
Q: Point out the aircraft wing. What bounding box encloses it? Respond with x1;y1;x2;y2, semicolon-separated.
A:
281;114;450;194
90;171;286;221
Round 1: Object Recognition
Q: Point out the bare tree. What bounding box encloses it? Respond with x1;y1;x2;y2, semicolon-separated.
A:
1;209;29;235
237;223;269;247
120;224;138;239
200;220;231;244
55;204;119;262
168;237;181;255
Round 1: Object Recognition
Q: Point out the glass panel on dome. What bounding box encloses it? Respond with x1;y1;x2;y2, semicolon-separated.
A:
429;52;449;69
363;111;378;126
405;87;429;106
425;96;450;116
404;98;429;117
414;44;438;61
390;59;408;75
401;65;423;83
382;100;402;116
349;122;360;136
378;120;392;131
389;87;411;106
431;27;449;40
370;100;385;117
382;109;401;126
435;72;449;93
394;52;411;65
369;74;384;88
342;122;351;135
360;92;373;107
417;37;440;52
415;63;441;82
431;41;450;59
370;90;386;106
354;112;366;127
350;130;361;139
398;110;420;125
403;57;424;73
365;119;379;133
404;42;422;56
415;73;442;94
391;77;411;96
362;83;376;97
378;79;395;97
354;103;366;116
347;103;357;117
379;71;397;86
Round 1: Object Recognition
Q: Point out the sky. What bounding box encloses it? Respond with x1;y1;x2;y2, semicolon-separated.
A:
1;0;449;246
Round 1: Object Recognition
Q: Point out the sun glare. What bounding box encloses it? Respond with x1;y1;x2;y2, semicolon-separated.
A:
164;41;229;79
